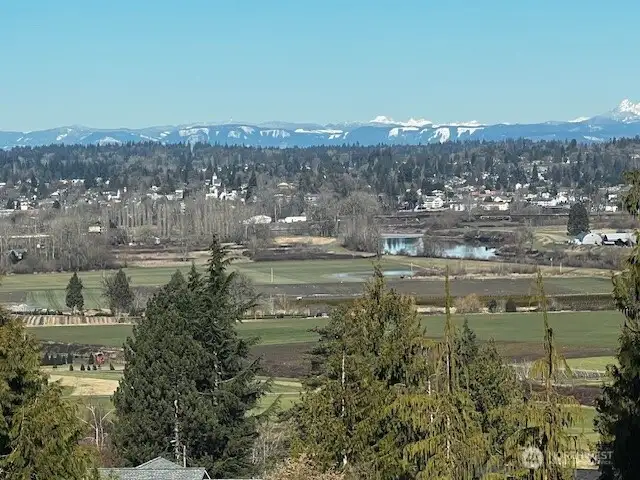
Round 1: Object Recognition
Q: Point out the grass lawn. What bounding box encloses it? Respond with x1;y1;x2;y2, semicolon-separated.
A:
55;372;302;415
570;406;599;449
566;356;617;371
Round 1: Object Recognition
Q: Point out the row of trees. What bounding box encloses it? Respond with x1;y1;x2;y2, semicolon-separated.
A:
65;268;134;315
287;267;580;479
3;138;640;199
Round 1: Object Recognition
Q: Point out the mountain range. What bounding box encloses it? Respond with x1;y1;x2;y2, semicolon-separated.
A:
2;100;640;150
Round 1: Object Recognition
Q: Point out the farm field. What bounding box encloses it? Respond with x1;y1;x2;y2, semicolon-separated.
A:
44;367;302;414
0;257;616;310
30;310;625;351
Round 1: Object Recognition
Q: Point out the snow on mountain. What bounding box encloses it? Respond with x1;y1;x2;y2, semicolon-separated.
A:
569;116;591;123
369;115;433;127
2;100;640;150
609;99;640;122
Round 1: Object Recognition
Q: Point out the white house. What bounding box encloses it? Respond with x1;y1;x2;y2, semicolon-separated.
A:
243;215;272;225
282;216;307;223
418;196;444;211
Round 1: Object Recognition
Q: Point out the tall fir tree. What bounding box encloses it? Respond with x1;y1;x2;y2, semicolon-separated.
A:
391;268;488;479
454;321;524;472
112;237;265;478
103;268;133;316
66;272;85;313
293;266;432;479
0;312;96;478
595;170;640;479
511;270;581;479
567;202;590;237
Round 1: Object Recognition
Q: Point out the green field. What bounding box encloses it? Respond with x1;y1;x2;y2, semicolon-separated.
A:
566;356;617;371
30;310;625;351
0;257;617;311
423;311;624;348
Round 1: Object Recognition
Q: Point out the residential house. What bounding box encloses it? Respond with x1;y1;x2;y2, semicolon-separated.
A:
601;232;636;246
243;215;272;225
417;195;444;211
281;215;307;223
99;456;211;479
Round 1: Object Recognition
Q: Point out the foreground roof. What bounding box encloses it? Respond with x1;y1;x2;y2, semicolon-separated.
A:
98;456;210;480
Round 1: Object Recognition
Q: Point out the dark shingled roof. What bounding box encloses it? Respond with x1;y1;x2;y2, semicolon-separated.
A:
575;469;600;480
98;456;210;480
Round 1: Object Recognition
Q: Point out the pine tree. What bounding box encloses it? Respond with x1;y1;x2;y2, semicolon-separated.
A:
511;270;581;479
567;202;589;236
0;312;96;478
595;170;640;478
112;237;265;478
391;268;487;479
455;318;478;371
65;272;85;313
103;268;134;316
293;266;432;478
454;320;524;470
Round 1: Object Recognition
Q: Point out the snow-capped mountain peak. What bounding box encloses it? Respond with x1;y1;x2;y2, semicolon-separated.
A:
3;99;640;150
369;116;433;127
369;115;399;125
616;99;640;117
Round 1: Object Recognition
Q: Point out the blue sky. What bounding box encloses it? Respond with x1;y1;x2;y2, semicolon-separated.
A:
1;0;639;130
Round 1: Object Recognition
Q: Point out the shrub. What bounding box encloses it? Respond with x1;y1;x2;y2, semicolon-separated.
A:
455;294;482;314
92;365;97;371
109;362;115;371
69;364;74;371
505;298;517;312
80;364;85;371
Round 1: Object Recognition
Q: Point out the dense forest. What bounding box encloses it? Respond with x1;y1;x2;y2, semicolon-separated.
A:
2;138;640;199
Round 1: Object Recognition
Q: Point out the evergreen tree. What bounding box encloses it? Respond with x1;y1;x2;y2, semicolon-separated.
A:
0;312;96;478
391;268;488;478
468;340;524;470
511;270;581;479
293;266;432;478
455;318;478;370
113;237;265;478
567;201;589;236
454;319;524;467
595;170;640;479
65;272;85;313
102;268;134;316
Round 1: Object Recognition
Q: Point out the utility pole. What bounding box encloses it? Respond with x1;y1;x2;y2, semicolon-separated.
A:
341;350;347;467
173;398;180;464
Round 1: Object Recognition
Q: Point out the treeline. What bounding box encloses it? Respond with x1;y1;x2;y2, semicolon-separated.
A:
3;138;640;201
